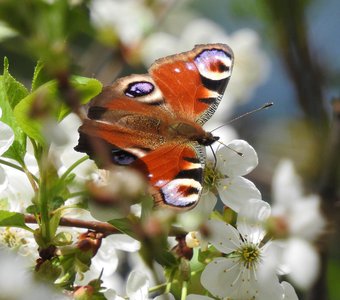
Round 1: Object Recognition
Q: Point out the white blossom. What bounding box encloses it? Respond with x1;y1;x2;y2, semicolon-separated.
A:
204;139;261;213
201;199;297;300
103;270;174;300
89;0;155;47
272;159;326;290
0;249;70;300
76;234;140;292
0;107;14;193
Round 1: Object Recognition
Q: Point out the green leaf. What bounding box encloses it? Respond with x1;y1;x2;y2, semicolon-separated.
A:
197;246;220;264
53;231;73;246
31;60;50;91
13;75;102;144
0;210;32;231
0;57;29;162
58;76;102;120
1;57;29;108
26;204;40;214
35;260;62;283
13;80;57;145
108;218;138;239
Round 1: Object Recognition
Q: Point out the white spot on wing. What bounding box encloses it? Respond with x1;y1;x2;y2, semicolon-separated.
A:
161;178;202;207
125;147;147;158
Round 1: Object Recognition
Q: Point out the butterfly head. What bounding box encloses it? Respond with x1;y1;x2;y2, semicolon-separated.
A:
197;132;219;146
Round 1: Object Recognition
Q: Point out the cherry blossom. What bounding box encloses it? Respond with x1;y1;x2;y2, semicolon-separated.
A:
271;159;326;290
0;249;70;300
200;199;297;300
204;139;261;212
89;0;155;47
0;107;14;192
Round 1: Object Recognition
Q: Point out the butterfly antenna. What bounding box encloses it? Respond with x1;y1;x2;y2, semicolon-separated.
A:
209;145;218;169
211;102;273;133
216;140;243;157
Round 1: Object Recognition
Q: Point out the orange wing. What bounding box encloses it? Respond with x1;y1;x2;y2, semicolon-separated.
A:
150;43;234;124
132;143;205;210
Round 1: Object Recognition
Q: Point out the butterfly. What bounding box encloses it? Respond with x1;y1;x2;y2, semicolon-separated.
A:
75;44;234;211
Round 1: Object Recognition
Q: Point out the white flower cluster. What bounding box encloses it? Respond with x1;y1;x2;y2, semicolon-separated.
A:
180;141;297;300
272;160;326;290
0;248;70;300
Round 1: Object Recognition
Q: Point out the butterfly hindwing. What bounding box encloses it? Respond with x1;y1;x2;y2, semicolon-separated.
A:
132;143;205;210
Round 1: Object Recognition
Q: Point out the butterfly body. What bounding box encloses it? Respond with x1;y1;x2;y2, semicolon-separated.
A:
75;44;234;210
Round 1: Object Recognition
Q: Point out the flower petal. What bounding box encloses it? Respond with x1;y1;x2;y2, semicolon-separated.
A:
206;220;241;253
90;239;119;276
186;295;214;300
154;293;175;300
272;160;303;204
216;140;258;177
282;281;299;300
104;289;125;300
201;257;240;298
177;190;217;231
254;272;285;300
126;270;149;300
217;176;261;212
237;199;271;244
0;165;8;193
258;240;285;280
283;238;320;290
104;234;140;252
0;119;14;156
288;194;325;241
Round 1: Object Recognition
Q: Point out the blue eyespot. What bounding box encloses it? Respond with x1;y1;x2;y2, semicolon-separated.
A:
111;149;137;165
125;81;154;98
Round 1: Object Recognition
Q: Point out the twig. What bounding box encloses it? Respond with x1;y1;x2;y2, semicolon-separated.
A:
24;214;187;237
24;214;119;237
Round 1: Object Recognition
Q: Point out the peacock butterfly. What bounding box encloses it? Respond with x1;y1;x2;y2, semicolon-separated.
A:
75;44;234;210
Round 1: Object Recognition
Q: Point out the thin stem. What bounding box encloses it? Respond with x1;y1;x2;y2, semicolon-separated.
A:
22;165;39;192
0;158;25;172
165;281;172;295
0;159;39;183
39;157;51;244
180;281;188;300
165;268;177;295
148;282;168;293
60;155;89;182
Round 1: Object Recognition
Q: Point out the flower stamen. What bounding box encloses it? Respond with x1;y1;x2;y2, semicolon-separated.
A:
236;243;261;270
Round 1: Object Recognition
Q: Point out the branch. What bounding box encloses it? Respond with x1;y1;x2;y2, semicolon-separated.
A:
24;214;187;237
24;214;119;237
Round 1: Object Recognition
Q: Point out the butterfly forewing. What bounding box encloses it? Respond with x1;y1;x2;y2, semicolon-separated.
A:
150;43;234;124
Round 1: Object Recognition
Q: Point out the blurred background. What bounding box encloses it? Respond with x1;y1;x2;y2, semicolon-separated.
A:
0;0;339;299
